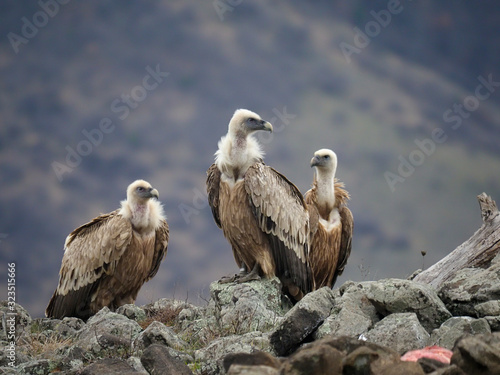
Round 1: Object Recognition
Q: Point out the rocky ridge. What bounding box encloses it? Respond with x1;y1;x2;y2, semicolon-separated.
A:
3;256;500;375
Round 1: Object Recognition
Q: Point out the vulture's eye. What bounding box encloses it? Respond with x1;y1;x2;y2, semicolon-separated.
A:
324;155;330;159
137;187;145;191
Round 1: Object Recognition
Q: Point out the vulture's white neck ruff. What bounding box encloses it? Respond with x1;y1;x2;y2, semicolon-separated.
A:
119;199;165;234
215;132;264;182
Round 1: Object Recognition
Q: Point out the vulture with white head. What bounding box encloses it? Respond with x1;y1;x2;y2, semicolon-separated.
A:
46;179;169;320
207;109;313;301
306;149;353;289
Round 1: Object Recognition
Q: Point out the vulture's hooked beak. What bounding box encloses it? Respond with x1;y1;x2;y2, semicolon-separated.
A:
262;121;273;133
310;155;321;167
150;188;159;200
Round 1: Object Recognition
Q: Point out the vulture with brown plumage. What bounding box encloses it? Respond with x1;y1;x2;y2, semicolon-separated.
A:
206;109;313;301
46;179;169;320
306;149;353;289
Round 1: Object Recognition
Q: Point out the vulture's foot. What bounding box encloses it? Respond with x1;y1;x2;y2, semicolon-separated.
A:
218;274;238;284
237;263;261;283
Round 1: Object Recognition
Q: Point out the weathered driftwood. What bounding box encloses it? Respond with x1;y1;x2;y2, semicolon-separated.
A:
413;193;500;289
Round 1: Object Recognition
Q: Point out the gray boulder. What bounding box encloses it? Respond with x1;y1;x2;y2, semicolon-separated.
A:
367;278;451;332
79;358;141;375
314;281;378;339
0;302;32;342
134;320;187;351
116;304;147;322
452;332;500;374
227;364;279;375
429;316;491;349
270;287;335;356
194;331;271;375
475;300;500;317
75;307;142;354
207;277;288;334
141;344;193;375
364;312;430;354
439;265;500;316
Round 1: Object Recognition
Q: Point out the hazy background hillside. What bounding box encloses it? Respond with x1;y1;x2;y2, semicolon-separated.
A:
1;1;499;317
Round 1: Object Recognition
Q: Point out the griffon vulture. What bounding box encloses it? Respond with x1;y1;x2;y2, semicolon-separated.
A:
207;109;313;301
305;149;353;289
46;180;169;320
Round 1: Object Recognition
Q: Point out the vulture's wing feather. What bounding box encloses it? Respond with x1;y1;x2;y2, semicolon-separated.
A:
245;163;313;294
332;205;353;287
46;210;132;318
147;219;169;280
206;163;222;228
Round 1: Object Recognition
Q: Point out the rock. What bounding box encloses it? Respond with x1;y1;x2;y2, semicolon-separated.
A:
0;302;32;342
429;316;491;349
75;307;142;354
439;265;500;316
79;358;140;375
140;344;193;375
342;346;418;375
227;365;279;375
134;320;187;351
314;281;378;340
280;343;343;375
207;278;288;334
17;359;50;375
429;365;467;375
270;287;335;356
451;332;500;374
126;356;149;374
367;278;451;332
475;300;500;317
364;313;430;354
0;367;18;375
222;351;281;373
485;315;500;331
116;304;147;322
31;317;85;338
416;357;449;373
195;331;271;375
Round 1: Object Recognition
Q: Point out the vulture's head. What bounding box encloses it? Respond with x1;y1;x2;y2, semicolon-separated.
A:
127;179;159;203
228;109;273;137
311;149;338;176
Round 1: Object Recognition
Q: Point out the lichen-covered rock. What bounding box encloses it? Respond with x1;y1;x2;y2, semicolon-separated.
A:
475;300;500;317
141;344;193;375
79;358;141;375
31;317;84;339
75;307;142;354
439;265;500;317
0;302;32;342
280;343;343;375
270;287;335;356
364;313;430;354
367;278;451;332
116;304;147;322
452;332;500;374
222;351;281;373
429;316;491;349
207;277;288;334
134;320;187;351
194;331;271;375
314;281;378;340
227;364;279;375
